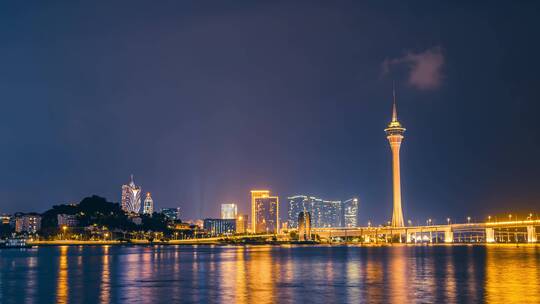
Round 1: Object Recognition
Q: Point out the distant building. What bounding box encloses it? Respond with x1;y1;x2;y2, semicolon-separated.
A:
342;198;359;227
236;214;248;234
130;216;142;225
288;195;341;228
298;211;312;241
221;203;238;219
15;214;41;233
0;214;10;225
121;175;142;213
251;190;279;234
161;208;181;221
57;214;78;227
203;218;236;236
143;193;154;215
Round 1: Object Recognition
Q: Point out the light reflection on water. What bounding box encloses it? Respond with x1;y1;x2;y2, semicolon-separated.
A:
0;245;539;303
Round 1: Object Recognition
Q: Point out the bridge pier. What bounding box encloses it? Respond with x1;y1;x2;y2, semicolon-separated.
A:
486;228;495;243
444;229;453;243
527;226;537;243
406;232;412;243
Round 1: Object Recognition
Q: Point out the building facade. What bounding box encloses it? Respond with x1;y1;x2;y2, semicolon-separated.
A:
251;190;279;234
161;208;181;221
57;214;78;227
15;214;41;233
221;203;238;219
342;198;359;227
288;195;341;228
203;218;236;236
143;192;154;215
236;214;248;234
298;211;312;241
0;214;10;225
121;175;142;214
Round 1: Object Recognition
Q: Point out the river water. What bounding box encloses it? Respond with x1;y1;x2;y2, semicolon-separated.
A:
0;245;539;303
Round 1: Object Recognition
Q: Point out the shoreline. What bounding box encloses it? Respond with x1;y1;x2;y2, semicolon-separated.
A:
15;240;540;247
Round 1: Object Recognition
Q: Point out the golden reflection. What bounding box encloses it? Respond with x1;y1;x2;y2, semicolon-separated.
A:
246;246;274;304
485;246;540;304
444;247;457;303
389;248;407;304
56;246;69;304
345;249;361;303
364;250;383;302
100;246;110;304
233;247;247;304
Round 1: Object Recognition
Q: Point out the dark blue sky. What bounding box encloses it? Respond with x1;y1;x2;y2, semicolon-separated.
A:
1;1;540;224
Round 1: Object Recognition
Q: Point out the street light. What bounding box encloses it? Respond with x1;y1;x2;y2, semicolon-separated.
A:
488;215;491;223
467;216;471;224
508;214;512;221
408;220;412;227
447;218;451;225
62;225;68;240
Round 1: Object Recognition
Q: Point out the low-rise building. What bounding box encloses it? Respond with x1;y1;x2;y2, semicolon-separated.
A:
203;218;236;236
0;214;11;225
236;214;248;234
57;214;78;227
161;208;181;221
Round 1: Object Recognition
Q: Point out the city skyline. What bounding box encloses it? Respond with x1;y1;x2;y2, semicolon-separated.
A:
1;2;540;225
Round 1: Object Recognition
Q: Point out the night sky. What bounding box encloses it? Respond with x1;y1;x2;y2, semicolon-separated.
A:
2;1;540;225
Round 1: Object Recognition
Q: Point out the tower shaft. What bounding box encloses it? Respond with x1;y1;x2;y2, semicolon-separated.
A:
390;140;404;227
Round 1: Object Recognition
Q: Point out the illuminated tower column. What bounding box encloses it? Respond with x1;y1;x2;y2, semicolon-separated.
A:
384;88;406;227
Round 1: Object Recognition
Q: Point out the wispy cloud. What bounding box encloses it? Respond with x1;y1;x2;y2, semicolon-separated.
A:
382;46;445;90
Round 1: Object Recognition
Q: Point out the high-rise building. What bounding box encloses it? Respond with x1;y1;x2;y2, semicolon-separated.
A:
143;192;154;215
251;190;279;234
236;214;248;234
221;203;238;219
298;211;312;241
288;195;341;228
203;218;236;236
161;208;181;221
384;86;405;227
15;214;41;233
121;175;142;214
342;198;359;227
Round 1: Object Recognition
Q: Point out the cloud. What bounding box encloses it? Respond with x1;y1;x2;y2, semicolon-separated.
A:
382;46;445;90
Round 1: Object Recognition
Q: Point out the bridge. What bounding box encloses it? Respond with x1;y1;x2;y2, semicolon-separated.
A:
311;219;540;243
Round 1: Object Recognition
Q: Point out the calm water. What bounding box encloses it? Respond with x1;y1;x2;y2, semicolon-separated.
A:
1;245;539;303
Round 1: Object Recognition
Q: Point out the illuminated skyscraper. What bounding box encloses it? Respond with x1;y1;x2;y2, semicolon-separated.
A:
121;175;142;214
143;192;154;215
251;190;279;234
384;87;406;227
342;198;359;227
221;203;238;219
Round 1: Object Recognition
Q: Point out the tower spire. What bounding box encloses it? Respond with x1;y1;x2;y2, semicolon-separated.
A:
392;81;398;122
